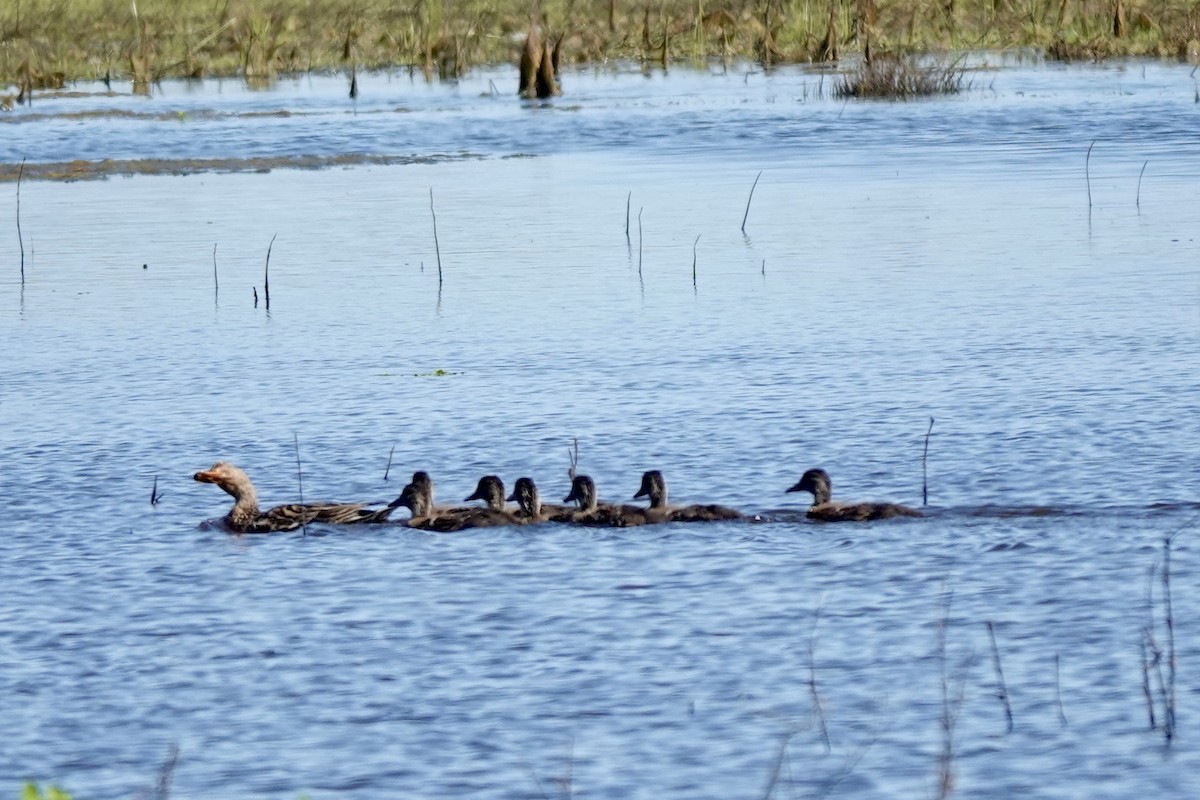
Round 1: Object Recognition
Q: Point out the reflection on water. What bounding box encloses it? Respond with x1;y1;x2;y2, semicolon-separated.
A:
1;62;1199;799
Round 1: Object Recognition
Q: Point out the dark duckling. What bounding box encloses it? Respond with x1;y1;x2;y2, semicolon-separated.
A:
786;467;922;522
464;474;508;512
391;473;518;531
563;474;653;527
194;461;393;533
507;477;576;523
633;469;744;522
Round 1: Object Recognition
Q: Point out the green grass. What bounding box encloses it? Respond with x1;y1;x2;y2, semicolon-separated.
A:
0;0;1198;86
21;784;73;800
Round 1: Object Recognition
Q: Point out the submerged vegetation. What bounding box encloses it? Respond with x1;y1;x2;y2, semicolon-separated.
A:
0;0;1198;89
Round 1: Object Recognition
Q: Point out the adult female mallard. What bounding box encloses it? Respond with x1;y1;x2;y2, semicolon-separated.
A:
507;477;576;523
633;470;744;522
194;461;393;533
390;472;518;531
563;474;653;527
785;468;922;522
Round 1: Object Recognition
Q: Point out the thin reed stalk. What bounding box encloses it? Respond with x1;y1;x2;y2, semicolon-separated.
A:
150;475;162;506
808;598;831;753
691;234;700;288
384;445;396;481
212;243;218;297
637;207;644;277
264;233;276;311
1136;160;1148;208
429;188;443;288
17;157;25;285
1085;140;1095;208
625;191;631;239
293;432;306;536
741;170;762;233
1054;653;1067;727
922;416;934;506
985;620;1013;733
1162;531;1177;741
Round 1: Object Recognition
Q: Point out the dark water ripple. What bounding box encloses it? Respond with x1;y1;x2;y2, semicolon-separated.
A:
2;60;1199;799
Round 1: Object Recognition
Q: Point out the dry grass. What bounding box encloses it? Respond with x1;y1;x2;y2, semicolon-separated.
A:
0;0;1198;87
833;54;967;99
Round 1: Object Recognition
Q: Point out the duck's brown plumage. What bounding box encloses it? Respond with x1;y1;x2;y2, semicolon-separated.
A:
507;477;576;523
464;475;508;512
391;473;519;531
194;461;393;534
633;470;744;522
786;467;922;522
564;475;654;527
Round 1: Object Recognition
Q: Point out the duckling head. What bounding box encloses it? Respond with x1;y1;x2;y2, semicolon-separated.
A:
564;475;598;511
393;477;434;517
633;470;668;508
508;477;540;516
786;468;832;506
465;475;506;511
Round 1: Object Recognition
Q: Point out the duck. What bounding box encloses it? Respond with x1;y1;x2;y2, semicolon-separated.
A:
464;475;508;512
563;474;653;527
633;470;744;522
507;477;577;523
785;467;922;522
194;461;393;533
390;472;518;531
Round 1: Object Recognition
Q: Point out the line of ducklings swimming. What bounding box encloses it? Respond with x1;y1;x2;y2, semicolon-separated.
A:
194;462;921;534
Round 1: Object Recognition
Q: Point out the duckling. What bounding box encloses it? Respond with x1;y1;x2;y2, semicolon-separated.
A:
194;461;393;533
507;477;576;523
563;474;653;527
464;475;508;512
786;468;922;522
391;473;517;531
633;470;744;522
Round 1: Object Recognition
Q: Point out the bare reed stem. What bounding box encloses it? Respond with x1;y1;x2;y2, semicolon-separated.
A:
212;243;218;297
293;432;306;536
1162;531;1177;741
384;444;396;481
1054;652;1067;727
150;475;162;506
637;207;644;277
985;620;1014;733
264;233;276;311
922;416;934;506
1139;632;1157;730
808;598;831;753
759;729;795;800
17;157;25;285
430;188;443;288
1085;140;1095;209
1136;160;1148;209
692;234;700;288
741;169;762;233
567;438;579;480
625;191;631;239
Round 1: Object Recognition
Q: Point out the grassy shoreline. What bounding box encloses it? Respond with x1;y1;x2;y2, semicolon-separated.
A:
1;0;1198;89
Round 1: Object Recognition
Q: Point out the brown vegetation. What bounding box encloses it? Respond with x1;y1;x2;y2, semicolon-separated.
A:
0;0;1197;88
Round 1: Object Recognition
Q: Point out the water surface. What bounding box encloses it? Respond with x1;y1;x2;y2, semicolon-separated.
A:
2;61;1198;799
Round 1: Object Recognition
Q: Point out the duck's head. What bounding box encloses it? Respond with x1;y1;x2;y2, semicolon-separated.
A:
564;475;597;511
633;470;667;508
465;475;506;511
194;461;255;500
393;475;434;516
508;477;540;516
786;468;832;506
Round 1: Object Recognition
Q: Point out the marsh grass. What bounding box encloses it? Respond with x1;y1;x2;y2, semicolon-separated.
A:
1;0;1198;86
834;54;967;98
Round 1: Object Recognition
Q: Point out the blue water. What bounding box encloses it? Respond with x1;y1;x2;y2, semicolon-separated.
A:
2;60;1199;798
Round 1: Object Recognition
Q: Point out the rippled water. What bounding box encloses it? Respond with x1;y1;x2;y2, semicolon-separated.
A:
2;60;1199;799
